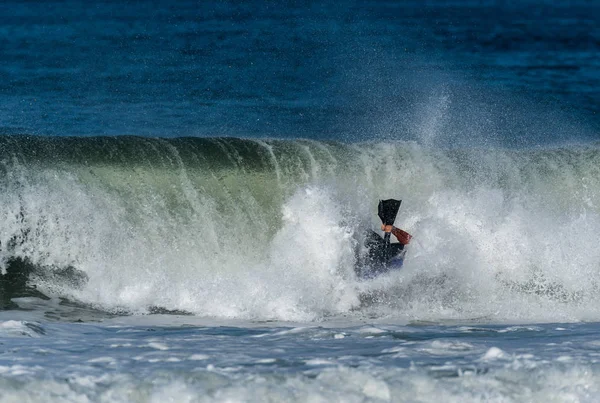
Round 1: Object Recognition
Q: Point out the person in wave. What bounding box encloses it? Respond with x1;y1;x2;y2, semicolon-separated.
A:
381;223;412;251
358;199;412;278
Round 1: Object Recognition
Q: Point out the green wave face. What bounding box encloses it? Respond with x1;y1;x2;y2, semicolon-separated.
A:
1;136;600;322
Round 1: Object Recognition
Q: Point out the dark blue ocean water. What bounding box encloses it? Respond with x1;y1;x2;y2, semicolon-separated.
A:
0;0;598;144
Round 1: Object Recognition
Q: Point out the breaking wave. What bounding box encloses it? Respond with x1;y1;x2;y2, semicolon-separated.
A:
1;135;600;322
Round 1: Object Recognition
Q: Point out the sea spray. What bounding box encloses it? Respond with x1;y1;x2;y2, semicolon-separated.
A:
1;136;599;322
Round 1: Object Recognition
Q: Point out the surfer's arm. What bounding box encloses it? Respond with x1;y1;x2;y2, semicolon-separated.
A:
381;225;412;245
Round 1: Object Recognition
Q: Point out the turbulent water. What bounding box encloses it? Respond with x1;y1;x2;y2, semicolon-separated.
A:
2;136;600;323
1;0;599;401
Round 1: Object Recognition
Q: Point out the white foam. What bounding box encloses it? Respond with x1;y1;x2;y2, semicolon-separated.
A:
358;326;387;334
87;357;115;364
272;327;313;336
0;358;598;403
255;358;276;364
147;342;169;351
430;340;474;351
109;343;133;348
188;354;209;361
0;321;44;338
381;346;405;354
498;326;542;333
481;347;506;361
305;359;333;366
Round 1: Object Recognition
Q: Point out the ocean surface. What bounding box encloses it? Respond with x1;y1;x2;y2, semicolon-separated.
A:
0;1;599;402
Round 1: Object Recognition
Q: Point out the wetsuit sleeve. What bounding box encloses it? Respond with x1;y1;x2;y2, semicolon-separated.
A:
391;227;412;245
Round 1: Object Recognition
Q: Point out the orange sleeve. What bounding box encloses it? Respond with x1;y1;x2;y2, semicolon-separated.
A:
391;227;412;245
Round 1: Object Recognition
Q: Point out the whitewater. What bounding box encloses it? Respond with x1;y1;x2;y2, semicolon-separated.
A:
0;136;599;401
2;136;599;322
